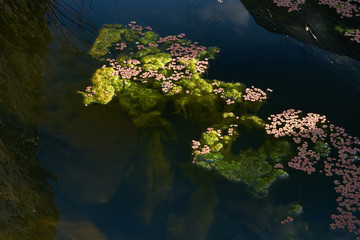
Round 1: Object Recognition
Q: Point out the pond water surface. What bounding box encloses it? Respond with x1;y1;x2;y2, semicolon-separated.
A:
33;0;360;239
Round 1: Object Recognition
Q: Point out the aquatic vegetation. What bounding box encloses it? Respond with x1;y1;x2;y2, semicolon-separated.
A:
334;25;360;42
273;0;360;16
82;22;360;238
319;0;360;18
88;25;124;58
345;28;360;43
82;22;284;197
82;23;225;127
288;202;303;216
191;114;291;197
273;0;306;12
266;109;360;237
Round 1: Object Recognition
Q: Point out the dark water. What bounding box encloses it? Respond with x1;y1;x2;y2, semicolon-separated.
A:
29;0;360;239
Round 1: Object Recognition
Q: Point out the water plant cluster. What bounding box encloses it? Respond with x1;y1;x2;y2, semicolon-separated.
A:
266;109;360;236
81;22;360;238
80;22;291;197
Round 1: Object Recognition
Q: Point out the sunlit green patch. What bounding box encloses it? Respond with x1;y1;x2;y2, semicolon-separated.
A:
88;26;124;59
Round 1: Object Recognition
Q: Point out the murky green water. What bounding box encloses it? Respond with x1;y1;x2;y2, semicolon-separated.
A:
1;0;360;239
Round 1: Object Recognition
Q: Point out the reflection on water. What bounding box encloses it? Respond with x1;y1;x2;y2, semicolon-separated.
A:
0;0;59;239
240;0;360;61
40;55;139;203
56;221;107;240
167;172;218;240
200;0;250;27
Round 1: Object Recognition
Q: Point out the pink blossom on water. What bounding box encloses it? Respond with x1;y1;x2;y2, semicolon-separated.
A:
273;0;305;12
280;216;294;224
274;163;284;169
319;0;360;18
266;109;360;236
345;29;360;43
192;140;201;149
199;145;211;155
226;99;235;105
243;86;268;102
115;42;127;51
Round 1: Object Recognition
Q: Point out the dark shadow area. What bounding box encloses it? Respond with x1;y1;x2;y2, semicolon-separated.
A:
240;0;360;61
0;0;62;239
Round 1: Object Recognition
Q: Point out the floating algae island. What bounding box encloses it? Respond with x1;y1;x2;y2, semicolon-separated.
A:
80;22;360;238
80;22;290;197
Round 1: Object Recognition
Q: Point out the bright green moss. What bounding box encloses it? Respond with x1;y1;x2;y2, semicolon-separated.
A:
223;112;235;118
135;47;161;58
221;82;246;93
211;147;289;197
140;31;159;45
141;53;172;71
201;130;220;146
189;77;213;95
288;203;303;216
210;143;223;152
178;78;196;89
167;85;182;96
186;59;197;73
221;88;242;101
199;80;213;94
195;152;224;170
78;67;119;105
334;25;355;35
118;82;165;112
193;125;291;197
103;23;122;28
117;55;132;63
88;27;124;59
239;115;265;129
123;29;139;42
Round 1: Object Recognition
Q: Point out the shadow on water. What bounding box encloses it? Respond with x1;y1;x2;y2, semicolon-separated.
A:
0;0;60;239
239;0;360;62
